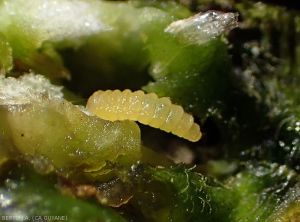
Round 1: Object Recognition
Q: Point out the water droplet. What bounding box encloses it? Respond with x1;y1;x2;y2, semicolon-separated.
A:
165;11;238;45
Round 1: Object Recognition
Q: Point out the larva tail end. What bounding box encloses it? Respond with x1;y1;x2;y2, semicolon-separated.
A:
186;123;202;142
86;90;106;114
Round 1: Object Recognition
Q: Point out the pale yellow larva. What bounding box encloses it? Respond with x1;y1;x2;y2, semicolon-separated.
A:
86;89;202;142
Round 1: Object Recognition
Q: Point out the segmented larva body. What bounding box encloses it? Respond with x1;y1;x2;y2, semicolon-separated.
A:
86;90;202;142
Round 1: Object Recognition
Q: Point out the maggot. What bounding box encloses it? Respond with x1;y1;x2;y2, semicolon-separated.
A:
86;89;202;142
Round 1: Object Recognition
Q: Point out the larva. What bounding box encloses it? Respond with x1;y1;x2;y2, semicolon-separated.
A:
86;89;202;142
